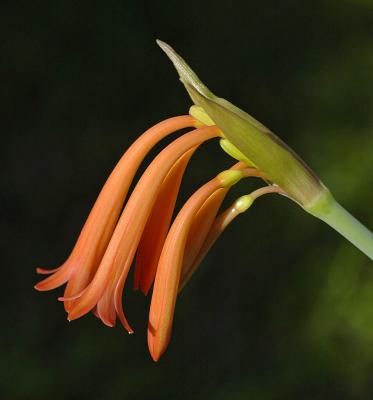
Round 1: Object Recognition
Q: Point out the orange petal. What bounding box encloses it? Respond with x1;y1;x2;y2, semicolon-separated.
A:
180;168;268;290
67;125;220;322
58;288;86;302
95;244;137;332
186;203;242;286
36;266;61;275
92;306;100;319
147;177;222;361
179;162;252;289
113;251;137;333
100;138;212;328
134;147;197;295
179;188;228;289
34;260;73;291
96;294;117;328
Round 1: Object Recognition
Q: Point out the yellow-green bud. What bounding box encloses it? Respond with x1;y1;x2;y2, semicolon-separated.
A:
217;170;243;188
234;195;254;213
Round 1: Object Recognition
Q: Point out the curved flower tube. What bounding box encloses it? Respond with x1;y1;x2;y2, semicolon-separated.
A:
147;166;280;360
133;148;197;296
148;168;246;360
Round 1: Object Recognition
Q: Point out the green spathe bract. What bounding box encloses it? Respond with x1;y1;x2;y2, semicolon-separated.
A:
157;39;324;209
157;40;373;260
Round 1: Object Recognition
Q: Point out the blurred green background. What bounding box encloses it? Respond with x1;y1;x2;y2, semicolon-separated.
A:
1;0;373;399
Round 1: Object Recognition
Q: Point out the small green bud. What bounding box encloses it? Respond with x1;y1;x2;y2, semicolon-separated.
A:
217;170;243;188
234;195;254;213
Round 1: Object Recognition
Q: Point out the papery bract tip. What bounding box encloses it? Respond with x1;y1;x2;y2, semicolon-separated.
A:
158;40;328;209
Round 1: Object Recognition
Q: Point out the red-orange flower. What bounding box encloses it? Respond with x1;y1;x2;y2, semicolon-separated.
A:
35;110;284;360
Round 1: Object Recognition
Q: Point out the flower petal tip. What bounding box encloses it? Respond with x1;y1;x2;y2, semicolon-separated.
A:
57;291;84;302
34;282;50;292
147;335;161;362
100;319;116;328
66;310;79;321
36;266;60;275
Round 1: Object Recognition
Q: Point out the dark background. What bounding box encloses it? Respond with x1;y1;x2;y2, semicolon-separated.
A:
2;1;373;399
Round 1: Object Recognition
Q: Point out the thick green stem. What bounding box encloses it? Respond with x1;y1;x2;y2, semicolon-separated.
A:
307;193;373;260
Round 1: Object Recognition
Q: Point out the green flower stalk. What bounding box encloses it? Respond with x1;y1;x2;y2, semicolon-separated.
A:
157;40;373;260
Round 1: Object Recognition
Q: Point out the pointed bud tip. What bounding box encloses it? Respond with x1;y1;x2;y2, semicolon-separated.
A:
156;39;168;50
156;40;213;98
156;39;172;59
156;39;181;69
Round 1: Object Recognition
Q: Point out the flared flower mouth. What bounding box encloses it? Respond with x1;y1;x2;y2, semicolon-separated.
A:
35;109;284;361
35;40;373;362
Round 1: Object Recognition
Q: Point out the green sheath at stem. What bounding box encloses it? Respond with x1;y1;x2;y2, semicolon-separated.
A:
157;40;373;261
308;194;373;260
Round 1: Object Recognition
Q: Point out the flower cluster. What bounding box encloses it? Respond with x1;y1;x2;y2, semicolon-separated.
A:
35;40;373;361
35;109;282;361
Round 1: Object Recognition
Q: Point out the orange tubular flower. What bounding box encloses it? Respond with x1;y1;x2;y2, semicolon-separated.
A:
35;116;197;296
35;108;283;359
35;42;300;362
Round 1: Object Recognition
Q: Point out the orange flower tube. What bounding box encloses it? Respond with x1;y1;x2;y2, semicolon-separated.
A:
148;168;245;361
